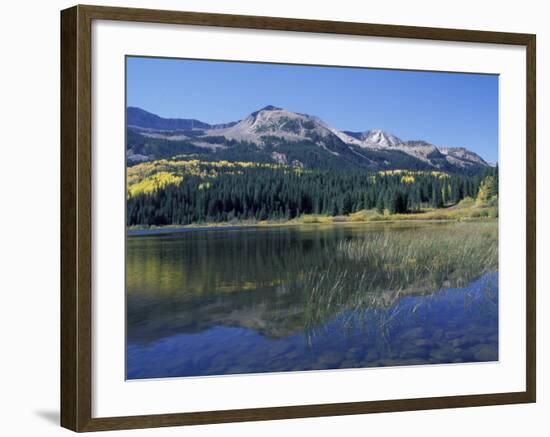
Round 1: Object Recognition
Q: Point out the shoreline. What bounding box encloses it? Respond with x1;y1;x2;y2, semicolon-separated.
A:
127;215;497;236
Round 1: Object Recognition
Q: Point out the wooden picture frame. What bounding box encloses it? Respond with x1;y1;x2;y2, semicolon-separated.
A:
61;4;536;432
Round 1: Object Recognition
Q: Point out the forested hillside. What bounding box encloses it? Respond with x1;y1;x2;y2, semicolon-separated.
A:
126;159;498;226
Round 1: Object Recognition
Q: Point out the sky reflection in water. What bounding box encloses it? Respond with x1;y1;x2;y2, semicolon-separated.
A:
126;224;498;379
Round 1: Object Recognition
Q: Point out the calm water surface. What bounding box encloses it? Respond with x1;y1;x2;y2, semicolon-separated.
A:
126;222;498;379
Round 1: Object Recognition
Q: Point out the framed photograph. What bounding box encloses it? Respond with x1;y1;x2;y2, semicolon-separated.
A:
60;5;536;432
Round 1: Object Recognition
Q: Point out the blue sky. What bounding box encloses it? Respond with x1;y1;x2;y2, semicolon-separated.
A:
126;56;499;162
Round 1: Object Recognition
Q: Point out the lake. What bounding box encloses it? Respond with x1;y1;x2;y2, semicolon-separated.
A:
126;221;498;379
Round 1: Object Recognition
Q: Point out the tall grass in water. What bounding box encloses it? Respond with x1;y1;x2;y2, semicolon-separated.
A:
303;221;498;329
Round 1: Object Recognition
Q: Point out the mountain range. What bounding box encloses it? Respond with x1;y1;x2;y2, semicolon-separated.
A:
126;106;491;173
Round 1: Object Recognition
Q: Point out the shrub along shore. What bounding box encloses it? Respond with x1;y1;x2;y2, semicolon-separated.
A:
128;196;497;232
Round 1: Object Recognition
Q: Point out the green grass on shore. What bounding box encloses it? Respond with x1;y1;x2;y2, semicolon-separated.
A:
299;197;497;224
128;197;497;231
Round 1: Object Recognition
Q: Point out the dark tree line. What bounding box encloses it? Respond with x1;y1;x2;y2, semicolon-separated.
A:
127;167;498;226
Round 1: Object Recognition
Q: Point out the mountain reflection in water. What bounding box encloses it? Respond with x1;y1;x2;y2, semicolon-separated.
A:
126;222;498;379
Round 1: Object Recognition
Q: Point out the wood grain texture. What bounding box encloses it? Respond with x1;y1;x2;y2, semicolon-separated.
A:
60;4;537;432
78;4;534;44
525;34;536;403
60;5;78;431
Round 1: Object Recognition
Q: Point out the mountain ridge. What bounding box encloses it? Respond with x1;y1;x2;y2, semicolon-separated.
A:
126;106;491;173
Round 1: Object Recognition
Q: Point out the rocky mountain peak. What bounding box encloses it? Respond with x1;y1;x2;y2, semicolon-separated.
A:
363;129;403;148
126;106;492;173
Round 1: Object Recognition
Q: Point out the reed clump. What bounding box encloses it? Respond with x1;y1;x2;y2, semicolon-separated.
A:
303;221;498;327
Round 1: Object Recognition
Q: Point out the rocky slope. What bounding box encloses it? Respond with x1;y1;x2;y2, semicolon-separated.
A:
126;106;491;173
